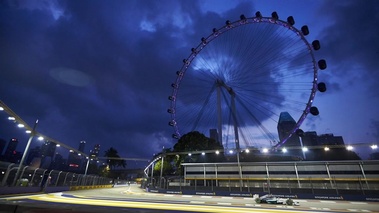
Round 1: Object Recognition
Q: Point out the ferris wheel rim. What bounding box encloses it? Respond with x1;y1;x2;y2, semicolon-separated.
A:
169;13;319;147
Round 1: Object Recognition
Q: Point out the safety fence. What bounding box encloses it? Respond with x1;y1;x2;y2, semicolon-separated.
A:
0;161;114;195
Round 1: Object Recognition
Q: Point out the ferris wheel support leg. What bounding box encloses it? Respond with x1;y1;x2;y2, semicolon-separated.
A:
217;86;222;145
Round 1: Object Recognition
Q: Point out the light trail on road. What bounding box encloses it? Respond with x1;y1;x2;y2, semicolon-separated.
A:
5;193;327;213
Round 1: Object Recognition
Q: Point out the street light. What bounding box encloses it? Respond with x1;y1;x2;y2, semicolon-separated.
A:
12;119;39;186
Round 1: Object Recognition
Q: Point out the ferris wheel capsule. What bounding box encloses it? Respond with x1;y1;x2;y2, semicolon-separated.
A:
287;16;295;25
301;25;309;35
271;12;279;20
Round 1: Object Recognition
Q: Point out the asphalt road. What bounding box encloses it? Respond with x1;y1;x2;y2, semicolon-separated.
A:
0;184;378;213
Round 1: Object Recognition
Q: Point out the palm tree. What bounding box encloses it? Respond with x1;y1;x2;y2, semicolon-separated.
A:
104;147;126;169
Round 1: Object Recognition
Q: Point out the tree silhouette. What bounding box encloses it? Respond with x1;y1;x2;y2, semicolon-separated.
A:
104;147;126;169
173;131;225;174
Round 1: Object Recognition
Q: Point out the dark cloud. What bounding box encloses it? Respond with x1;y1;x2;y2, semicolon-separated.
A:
1;0;256;161
319;0;379;97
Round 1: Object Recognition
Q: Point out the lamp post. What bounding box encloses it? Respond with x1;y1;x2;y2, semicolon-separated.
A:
12;119;39;186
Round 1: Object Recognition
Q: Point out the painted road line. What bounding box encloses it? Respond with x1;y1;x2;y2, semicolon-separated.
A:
182;195;192;198
243;197;255;200
350;202;367;205
245;204;261;207
164;194;174;197
217;202;232;205
221;197;233;199
200;196;213;199
190;201;205;204
320;200;336;203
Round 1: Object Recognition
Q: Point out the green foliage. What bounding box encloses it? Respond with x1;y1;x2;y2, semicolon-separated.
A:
153;158;174;176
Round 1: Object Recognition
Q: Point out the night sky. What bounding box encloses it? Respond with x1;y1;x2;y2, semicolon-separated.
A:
1;0;378;166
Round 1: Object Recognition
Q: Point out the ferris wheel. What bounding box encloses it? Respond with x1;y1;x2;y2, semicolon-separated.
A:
168;11;327;151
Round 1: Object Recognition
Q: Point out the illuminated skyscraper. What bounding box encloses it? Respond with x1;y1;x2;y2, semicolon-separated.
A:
277;112;302;157
4;138;19;162
78;140;86;152
41;141;56;157
90;144;100;159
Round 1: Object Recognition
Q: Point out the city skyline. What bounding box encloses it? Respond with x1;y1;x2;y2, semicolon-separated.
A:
1;0;378;161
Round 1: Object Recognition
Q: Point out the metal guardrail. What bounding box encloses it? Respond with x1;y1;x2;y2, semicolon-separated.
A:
0;161;114;193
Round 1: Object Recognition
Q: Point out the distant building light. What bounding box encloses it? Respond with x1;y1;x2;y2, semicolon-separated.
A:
229;150;234;154
25;130;32;134
56;144;60;147
17;124;24;128
215;150;220;155
8;117;15;121
69;164;79;168
69;150;74;152
262;148;268;153
347;145;353;150
302;147;308;152
282;148;287;153
371;144;378;150
201;152;205;155
37;136;44;141
78;153;81;156
188;153;192;156
324;147;330;151
0;107;4;111
245;149;250;153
